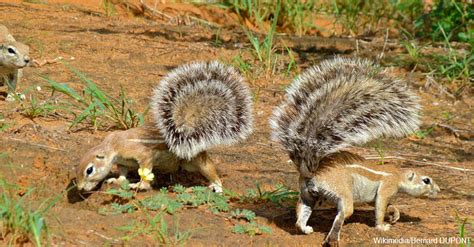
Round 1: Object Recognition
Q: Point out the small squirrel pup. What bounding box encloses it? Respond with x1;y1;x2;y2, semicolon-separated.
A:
270;57;423;246
76;61;253;192
0;24;30;101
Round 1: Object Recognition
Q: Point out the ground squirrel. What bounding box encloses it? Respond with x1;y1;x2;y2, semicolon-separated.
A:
270;57;427;246
0;24;30;101
76;61;253;192
294;152;439;234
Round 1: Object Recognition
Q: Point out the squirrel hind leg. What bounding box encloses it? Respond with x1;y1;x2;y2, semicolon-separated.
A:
323;197;353;246
187;152;223;193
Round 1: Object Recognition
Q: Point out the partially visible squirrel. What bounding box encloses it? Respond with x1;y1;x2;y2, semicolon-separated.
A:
76;61;253;192
0;24;30;101
289;152;439;233
270;57;424;246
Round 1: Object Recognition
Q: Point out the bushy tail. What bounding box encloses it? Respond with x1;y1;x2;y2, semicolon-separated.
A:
151;61;253;160
270;57;420;174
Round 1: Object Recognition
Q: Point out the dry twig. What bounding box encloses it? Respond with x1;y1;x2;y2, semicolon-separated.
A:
1;136;66;152
364;155;474;172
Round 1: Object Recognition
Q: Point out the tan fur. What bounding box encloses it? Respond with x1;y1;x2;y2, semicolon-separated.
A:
296;152;440;244
0;24;30;101
75;124;222;192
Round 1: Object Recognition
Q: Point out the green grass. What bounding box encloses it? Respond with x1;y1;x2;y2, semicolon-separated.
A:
240;184;298;207
0;178;60;246
219;0;319;36
102;0;117;17
415;0;473;44
242;0;281;76
43;64;146;130
17;86;62;120
117;212;192;245
218;0;473;45
427;26;472;94
455;212;473;247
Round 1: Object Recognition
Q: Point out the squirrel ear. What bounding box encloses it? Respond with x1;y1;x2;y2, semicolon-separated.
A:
96;154;105;160
406;171;416;181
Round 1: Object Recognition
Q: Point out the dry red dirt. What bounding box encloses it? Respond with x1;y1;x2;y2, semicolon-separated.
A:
0;1;472;246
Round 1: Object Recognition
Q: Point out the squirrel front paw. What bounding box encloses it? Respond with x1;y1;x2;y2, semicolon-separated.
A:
129;181;152;191
106;176;128;185
209;182;223;193
376;224;391;231
5;93;25;101
296;224;314;235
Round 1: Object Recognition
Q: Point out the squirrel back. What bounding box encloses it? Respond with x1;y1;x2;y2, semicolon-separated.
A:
151;61;253;160
270;57;420;176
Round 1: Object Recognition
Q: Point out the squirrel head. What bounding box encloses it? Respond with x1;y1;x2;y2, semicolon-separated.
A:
399;170;440;198
76;144;115;191
0;41;30;68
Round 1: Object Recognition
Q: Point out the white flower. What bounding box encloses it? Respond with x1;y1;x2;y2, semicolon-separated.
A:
36;86;42;92
138;168;154;182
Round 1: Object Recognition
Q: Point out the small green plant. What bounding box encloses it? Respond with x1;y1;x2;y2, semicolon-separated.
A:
455;212;473;247
414;126;435;139
44;64;146;130
401;40;423;64
285;46;297;76
373;140;386;165
230;209;256;222
232;222;272;236
241;184;298;207
0;178;59;246
102;0;117;17
231;53;252;76
174;186;230;214
99;185;182;215
117;212;192;245
19;88;60;119
242;0;281;76
0;113;10;132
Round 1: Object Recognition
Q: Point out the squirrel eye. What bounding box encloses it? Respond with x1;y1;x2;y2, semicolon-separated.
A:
86;166;94;176
7;47;16;54
422;178;431;184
